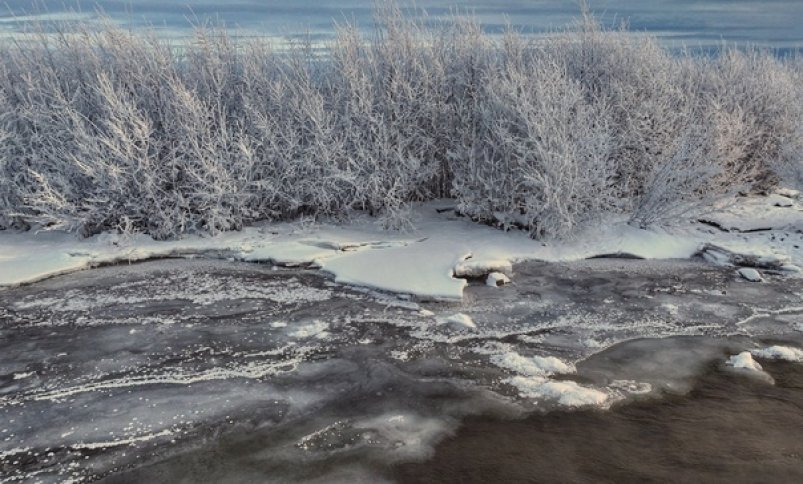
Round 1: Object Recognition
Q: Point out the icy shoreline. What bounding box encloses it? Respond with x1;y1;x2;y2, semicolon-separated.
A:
1;194;800;300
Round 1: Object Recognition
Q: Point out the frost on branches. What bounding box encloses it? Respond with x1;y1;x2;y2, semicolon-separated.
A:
0;6;800;239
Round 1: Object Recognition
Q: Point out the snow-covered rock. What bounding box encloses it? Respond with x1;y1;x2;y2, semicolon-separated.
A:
486;272;511;287
737;267;763;282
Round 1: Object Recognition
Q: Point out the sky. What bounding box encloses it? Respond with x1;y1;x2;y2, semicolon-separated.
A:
1;1;802;50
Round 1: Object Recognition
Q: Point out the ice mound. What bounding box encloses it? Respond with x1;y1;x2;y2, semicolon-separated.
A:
727;351;764;371
490;351;605;408
490;352;575;377
725;351;774;383
737;268;763;282
751;345;803;363
506;376;608;408
437;313;476;330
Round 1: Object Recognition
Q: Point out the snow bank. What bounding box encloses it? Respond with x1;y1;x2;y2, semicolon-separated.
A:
1;197;800;300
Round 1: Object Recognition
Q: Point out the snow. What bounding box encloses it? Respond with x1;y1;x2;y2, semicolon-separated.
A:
699;195;802;232
488;351;607;408
737;268;763;282
320;238;470;300
767;194;794;208
486;272;511;286
1;196;801;301
454;258;512;278
751;345;803;362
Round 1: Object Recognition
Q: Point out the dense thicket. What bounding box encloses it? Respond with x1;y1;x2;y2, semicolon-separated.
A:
0;7;800;238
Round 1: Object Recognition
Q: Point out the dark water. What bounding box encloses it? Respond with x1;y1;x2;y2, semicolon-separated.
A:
1;258;802;482
393;359;803;484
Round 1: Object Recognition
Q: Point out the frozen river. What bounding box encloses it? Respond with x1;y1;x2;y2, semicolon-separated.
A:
1;258;802;482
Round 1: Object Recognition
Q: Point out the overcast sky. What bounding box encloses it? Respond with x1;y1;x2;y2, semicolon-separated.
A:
2;1;801;50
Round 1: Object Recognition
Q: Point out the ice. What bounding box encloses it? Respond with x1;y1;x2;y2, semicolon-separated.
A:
2;196;801;301
727;351;763;371
454;258;512;278
486;272;511;286
289;320;330;339
698;243;791;269
738;268;763;282
725;351;774;383
506;376;609;408
438;313;476;330
490;352;575;377
751;345;803;362
320;238;470;300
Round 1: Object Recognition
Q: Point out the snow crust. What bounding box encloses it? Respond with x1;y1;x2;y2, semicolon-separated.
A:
1;195;800;300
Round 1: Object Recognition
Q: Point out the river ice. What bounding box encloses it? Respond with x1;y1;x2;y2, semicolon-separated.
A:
1;257;801;482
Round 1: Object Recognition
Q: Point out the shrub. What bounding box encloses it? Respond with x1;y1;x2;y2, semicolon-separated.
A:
0;6;799;239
